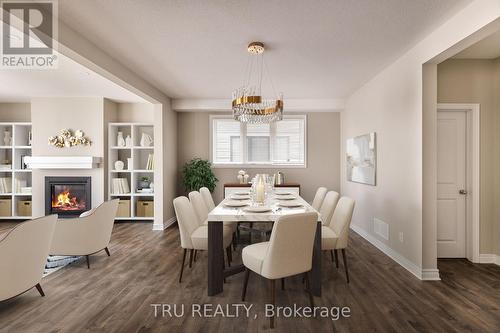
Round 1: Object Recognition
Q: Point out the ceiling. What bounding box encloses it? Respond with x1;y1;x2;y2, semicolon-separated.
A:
0;51;147;102
453;29;500;59
58;0;471;100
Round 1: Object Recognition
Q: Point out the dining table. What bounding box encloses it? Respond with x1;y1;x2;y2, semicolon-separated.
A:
207;191;322;297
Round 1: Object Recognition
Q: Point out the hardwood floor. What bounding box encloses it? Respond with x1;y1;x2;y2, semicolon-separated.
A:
1;222;499;332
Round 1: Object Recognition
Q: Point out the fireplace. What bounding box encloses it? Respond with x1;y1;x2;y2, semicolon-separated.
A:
45;177;91;218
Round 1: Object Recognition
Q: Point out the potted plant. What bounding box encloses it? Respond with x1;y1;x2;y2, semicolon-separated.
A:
182;158;218;193
138;176;151;189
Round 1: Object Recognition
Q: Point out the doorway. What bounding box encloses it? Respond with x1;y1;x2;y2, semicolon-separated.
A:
436;104;479;262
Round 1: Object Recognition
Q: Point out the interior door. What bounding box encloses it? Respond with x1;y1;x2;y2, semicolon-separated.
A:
437;111;467;258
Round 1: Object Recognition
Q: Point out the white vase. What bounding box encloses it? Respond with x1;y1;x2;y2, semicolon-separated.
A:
127;157;133;170
125;135;132;147
140;133;153;147
117;132;125;147
3;131;11;146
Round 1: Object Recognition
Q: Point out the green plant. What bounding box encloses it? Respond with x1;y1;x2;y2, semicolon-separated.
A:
140;176;151;182
182;158;218;193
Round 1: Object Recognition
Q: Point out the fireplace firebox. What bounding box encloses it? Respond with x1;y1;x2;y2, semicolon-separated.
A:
45;177;91;218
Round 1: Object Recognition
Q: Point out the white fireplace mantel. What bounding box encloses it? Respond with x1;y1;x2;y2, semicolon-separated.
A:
25;156;102;169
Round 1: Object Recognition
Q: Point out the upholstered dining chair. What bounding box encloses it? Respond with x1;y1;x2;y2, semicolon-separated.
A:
0;215;57;301
311;187;328;211
199;187;215;210
241;212;318;329
192;189;238;249
321;197;355;283
318;191;340;225
49;199;119;269
173;196;233;283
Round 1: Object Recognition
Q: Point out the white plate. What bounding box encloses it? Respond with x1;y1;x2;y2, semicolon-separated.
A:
234;191;250;195
277;201;303;208
231;195;251;200
243;206;272;213
275;191;293;196
223;200;249;207
275;195;297;200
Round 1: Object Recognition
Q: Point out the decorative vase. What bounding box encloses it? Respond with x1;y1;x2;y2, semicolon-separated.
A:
3;131;11;146
117;132;125;147
127;157;133;170
150;182;154;192
125;135;132;147
140;133;153;147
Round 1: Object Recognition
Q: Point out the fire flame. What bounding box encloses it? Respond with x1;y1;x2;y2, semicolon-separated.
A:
52;189;85;211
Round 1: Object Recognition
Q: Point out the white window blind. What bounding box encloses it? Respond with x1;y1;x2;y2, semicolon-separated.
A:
247;123;271;162
213;119;241;163
211;116;306;167
274;119;305;164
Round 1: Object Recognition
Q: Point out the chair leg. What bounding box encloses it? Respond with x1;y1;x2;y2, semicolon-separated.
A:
104;247;111;257
270;279;276;329
86;255;90;269
189;249;194;268
178;249;187;283
232;233;237;251
304;272;314;307
193;250;197;262
35;283;45;297
330;250;334;263
226;246;232;267
341;249;350;283
281;278;285;290
242;268;250;301
334;249;339;269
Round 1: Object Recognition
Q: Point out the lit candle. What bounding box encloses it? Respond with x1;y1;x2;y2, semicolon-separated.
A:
256;177;265;203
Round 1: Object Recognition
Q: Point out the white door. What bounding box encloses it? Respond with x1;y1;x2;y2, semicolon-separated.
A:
437;111;467;258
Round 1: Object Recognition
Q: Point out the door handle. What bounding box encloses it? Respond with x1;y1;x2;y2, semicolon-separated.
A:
459;189;468;195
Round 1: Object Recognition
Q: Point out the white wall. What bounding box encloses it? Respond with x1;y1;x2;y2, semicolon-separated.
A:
31;97;106;218
341;0;500;278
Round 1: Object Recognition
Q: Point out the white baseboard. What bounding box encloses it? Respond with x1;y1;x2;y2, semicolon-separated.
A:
152;216;177;231
478;253;500;265
421;269;441;281
351;225;440;280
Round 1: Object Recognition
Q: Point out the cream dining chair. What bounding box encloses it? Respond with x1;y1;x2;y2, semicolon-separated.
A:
311;187;328;211
196;188;238;247
318;191;340;225
173;196;233;283
321;197;355;283
0;215;57;301
241;212;318;329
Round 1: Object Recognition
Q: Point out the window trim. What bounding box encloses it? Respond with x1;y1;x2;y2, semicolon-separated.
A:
209;114;307;168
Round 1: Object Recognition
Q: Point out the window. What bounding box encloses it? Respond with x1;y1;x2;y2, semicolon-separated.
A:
211;115;306;167
213;119;241;163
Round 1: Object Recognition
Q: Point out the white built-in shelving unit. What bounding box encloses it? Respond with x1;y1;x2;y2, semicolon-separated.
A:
108;123;155;221
0;122;32;220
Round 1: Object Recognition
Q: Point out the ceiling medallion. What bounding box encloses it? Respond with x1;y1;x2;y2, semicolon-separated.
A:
232;41;283;123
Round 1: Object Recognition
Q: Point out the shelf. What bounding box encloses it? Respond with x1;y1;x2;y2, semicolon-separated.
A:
0;216;31;220
110;170;132;173
134;170;154;173
134;193;154;196
132;146;154;150
13;169;31;172
13;193;32;196
110;193;132;197
110;146;132;150
15;146;32;149
0;146;12;149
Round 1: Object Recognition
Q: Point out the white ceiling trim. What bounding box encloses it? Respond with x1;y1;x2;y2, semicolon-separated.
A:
172;98;344;112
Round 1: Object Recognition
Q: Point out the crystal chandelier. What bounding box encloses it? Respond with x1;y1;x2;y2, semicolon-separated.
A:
232;42;283;123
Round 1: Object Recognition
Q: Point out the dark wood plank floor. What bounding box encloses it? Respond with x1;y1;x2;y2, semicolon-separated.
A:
1;223;499;332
